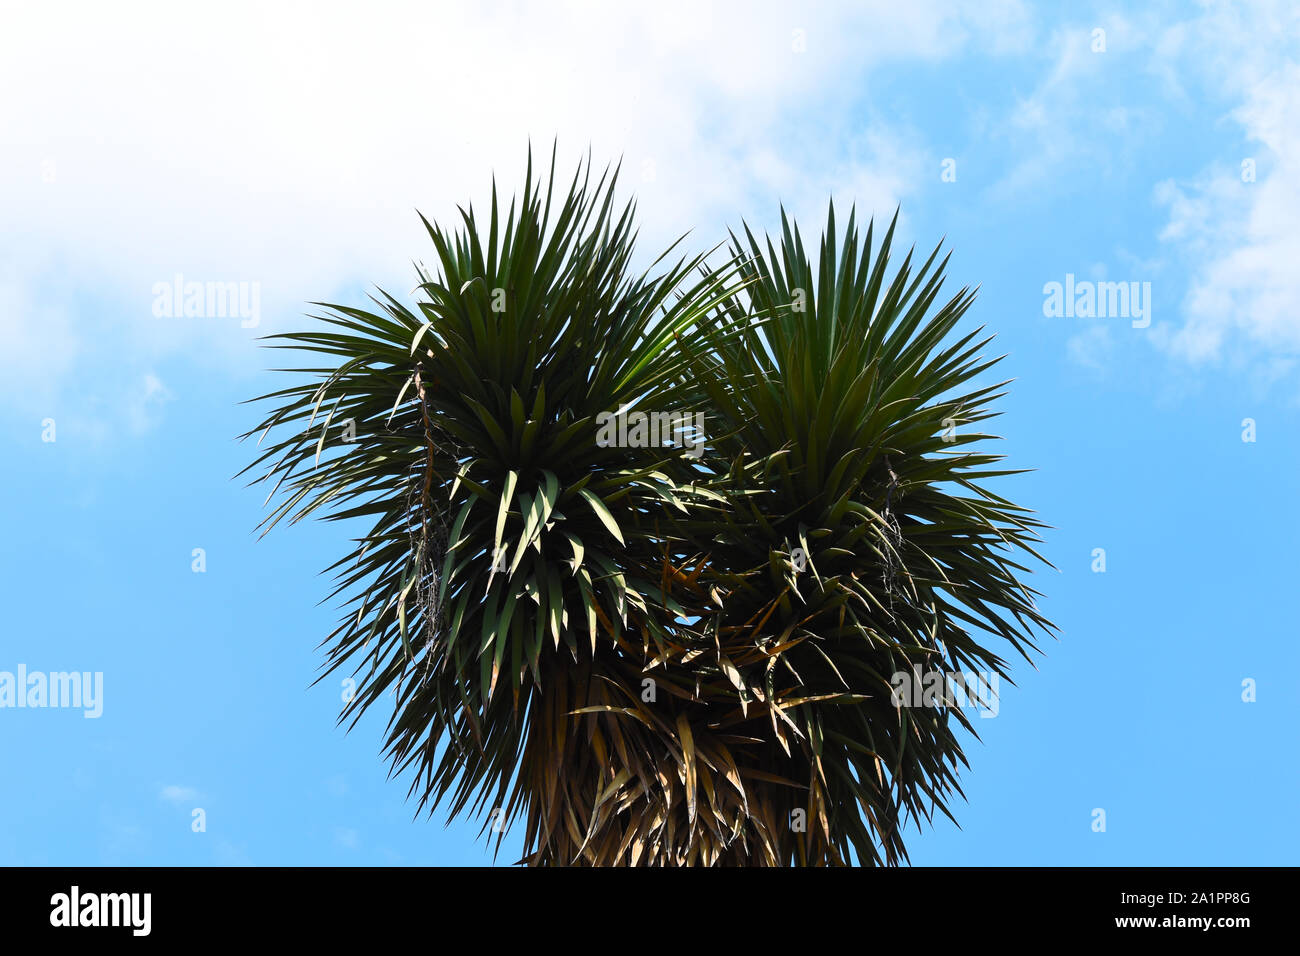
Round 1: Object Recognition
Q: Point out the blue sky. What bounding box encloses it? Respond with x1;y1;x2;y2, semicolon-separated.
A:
2;0;1297;866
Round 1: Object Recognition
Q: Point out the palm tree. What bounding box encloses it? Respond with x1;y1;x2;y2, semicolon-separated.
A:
242;148;1053;866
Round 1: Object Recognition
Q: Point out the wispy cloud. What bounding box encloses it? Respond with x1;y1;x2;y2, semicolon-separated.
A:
0;1;1026;410
125;373;174;435
986;14;1152;202
1150;2;1300;367
159;785;198;805
1067;324;1115;372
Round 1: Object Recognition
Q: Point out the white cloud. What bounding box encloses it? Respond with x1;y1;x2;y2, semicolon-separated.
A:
987;15;1153;200
213;839;252;866
0;257;80;410
125;373;175;435
159;784;198;804
1151;3;1300;365
0;0;1029;410
1067;324;1114;371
